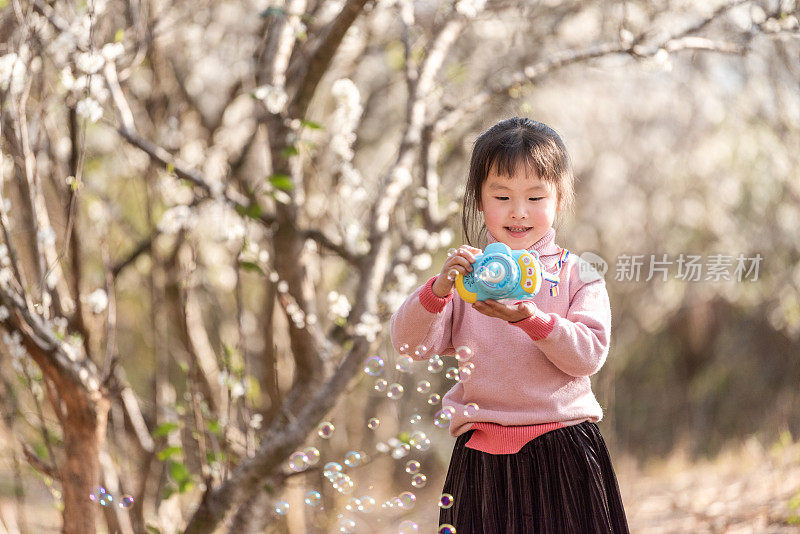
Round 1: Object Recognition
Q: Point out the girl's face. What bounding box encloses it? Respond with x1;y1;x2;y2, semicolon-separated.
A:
478;165;560;250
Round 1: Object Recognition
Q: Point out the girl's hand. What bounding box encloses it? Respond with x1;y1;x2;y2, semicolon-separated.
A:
472;300;537;322
431;245;483;297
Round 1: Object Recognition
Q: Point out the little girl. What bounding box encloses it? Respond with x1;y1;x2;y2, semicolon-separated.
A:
390;117;629;533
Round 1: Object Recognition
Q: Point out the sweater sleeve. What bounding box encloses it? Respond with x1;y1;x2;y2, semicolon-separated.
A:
390;276;455;361
511;279;611;377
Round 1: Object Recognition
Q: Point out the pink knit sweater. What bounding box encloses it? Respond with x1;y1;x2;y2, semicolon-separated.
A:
389;227;611;453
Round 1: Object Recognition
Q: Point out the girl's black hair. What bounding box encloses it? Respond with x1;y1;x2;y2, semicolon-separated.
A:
462;116;575;246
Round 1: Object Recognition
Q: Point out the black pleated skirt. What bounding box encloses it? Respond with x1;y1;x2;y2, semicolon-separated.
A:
439;421;629;533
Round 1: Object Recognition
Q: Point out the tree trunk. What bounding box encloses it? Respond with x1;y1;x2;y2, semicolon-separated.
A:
59;390;109;534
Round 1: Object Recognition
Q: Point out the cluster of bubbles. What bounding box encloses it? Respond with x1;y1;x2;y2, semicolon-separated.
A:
273;343;477;532
88;487;134;509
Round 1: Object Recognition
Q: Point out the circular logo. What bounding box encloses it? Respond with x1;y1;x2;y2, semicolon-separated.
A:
578;252;608;283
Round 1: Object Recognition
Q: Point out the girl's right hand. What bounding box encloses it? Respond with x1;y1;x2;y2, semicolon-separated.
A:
431;245;482;297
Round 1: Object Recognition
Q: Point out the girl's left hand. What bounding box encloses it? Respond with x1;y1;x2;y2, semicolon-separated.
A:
472;300;537;322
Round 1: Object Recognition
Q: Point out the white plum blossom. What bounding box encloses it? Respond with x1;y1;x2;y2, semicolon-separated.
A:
158;205;195;235
75;51;105;74
83;289;108;314
2;330;27;362
411;252;432;271
60;66;76;90
230;381;246;399
330;78;362;162
76;97;103;123
0;244;10;266
327;291;351;320
0;305;9;321
101;42;125;61
37;226;57;247
0;53;27;94
254;84;288;114
455;0;486;18
354;312;381;342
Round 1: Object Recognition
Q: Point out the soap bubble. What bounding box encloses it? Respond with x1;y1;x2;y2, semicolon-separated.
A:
303;446;321;465
334;476;356;495
411;473;427;488
457;362;474;382
89;487;104;502
399;519;419;533
391;443;411;459
455;346;473;362
345;497;361;512
409;414;422;424
395;355;414;373
317;422;335;439
438;524;457;534
434;409;453;428
274;501;289;515
414;437;432;451
413;345;428;357
398;343;409;354
359;496;376;513
344;450;362;468
427;393;441;405
367;418;380;430
405;460;421;474
464;402;479;417
439;493;454;509
415;380;431;394
363;356;385;376
374;379;388;392
427;356;444;373
387;383;404;399
446;248;458;257
289;451;310;471
445;367;458;380
337;517;356;533
119;495;134;509
323;462;343;478
399;491;416;509
446;269;458;282
305;490;322;506
408;431;427;448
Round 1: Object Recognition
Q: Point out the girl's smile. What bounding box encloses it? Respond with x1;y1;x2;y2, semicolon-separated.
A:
478;166;560;250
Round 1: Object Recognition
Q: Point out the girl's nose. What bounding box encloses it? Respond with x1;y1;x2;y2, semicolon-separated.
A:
510;201;528;219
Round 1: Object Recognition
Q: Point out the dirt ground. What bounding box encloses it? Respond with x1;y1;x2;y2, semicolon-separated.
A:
617;434;800;533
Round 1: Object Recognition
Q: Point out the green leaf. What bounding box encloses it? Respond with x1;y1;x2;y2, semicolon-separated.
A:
260;6;286;18
146;525;162;534
152;422;179;438
239;261;265;275
0;0;9;8
208;419;222;436
114;29;124;42
166;162;175;174
268;173;294;191
301;120;323;130
234;203;263;220
280;145;299;158
157;445;183;461
168;461;193;493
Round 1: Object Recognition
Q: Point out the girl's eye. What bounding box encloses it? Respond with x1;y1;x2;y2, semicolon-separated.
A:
530;197;544;201
495;196;509;201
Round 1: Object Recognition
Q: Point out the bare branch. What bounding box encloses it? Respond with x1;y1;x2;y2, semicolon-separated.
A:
288;0;372;118
21;440;59;480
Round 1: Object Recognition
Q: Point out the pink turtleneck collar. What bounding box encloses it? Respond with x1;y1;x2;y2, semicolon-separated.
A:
485;227;562;256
